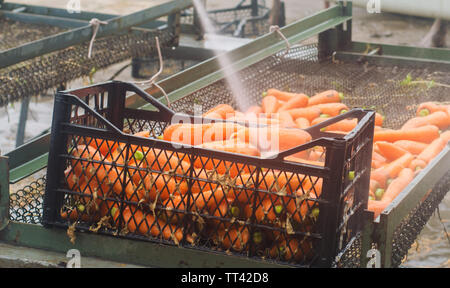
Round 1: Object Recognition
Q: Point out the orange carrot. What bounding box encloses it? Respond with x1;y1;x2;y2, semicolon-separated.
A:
368;199;389;219
441;130;450;143
273;237;313;262
203;104;235;120
286;107;322;122
375;113;384;127
416;102;449;117
375;141;409;162
261;95;281;114
325;119;358;132
393;140;429;155
370;153;414;188
374;125;440;143
236;126;312;159
381;168;414;203
401;111;450;130
267;88;302;102
278;93;309;111
142;173;189;202
202;122;243;143
245;105;262;116
244;199;284;223
195;139;259;177
417;137;447;164
310;103;349;117
284;192;317;223
120;206;187;243
409;158;427;171
217;225;250;251
369;179;380;197
273;111;297;128
372;151;387;163
70;145;103;178
307;90;341;106
295;117;310;129
310;116;327;127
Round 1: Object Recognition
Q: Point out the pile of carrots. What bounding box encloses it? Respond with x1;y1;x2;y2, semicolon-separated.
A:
60;86;450;262
368;101;450;219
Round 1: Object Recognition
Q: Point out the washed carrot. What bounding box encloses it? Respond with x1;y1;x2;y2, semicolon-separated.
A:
202;122;243;143
165;123;211;146
375;113;384;127
203;104;235;120
267;88;301;102
381;168;414;203
310;116;327;126
245;105;263;116
162;123;183;142
278;93;309;111
286;107;322;122
372;151;387;163
195;139;259;177
261;95;281;114
417;137;447;163
369;179;380;197
375;141;409;161
372;159;386;169
307;150;323;162
325;119;358;132
273;111;297;128
401;111;450;130
374;125;440;143
295;117;310;129
145;148;190;175
310;103;349;117
441;130;450;143
393;140;429;155
307;90;341;106
416;102;449;117
236;126;312;159
409;158;427;171
370;153;414;188
368;199;389;219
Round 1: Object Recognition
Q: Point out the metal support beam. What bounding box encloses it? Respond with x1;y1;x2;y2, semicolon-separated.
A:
15;97;30;148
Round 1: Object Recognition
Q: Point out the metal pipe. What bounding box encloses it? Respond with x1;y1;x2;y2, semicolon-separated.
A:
15;97;30;148
351;0;450;20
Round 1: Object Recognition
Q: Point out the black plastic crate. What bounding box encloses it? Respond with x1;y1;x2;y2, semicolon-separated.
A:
43;81;375;267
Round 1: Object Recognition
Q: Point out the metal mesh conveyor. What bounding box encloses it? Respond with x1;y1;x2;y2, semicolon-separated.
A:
8;43;450;267
0;17;175;107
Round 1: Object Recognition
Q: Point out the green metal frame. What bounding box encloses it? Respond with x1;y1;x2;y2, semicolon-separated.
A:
2;1;450;267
